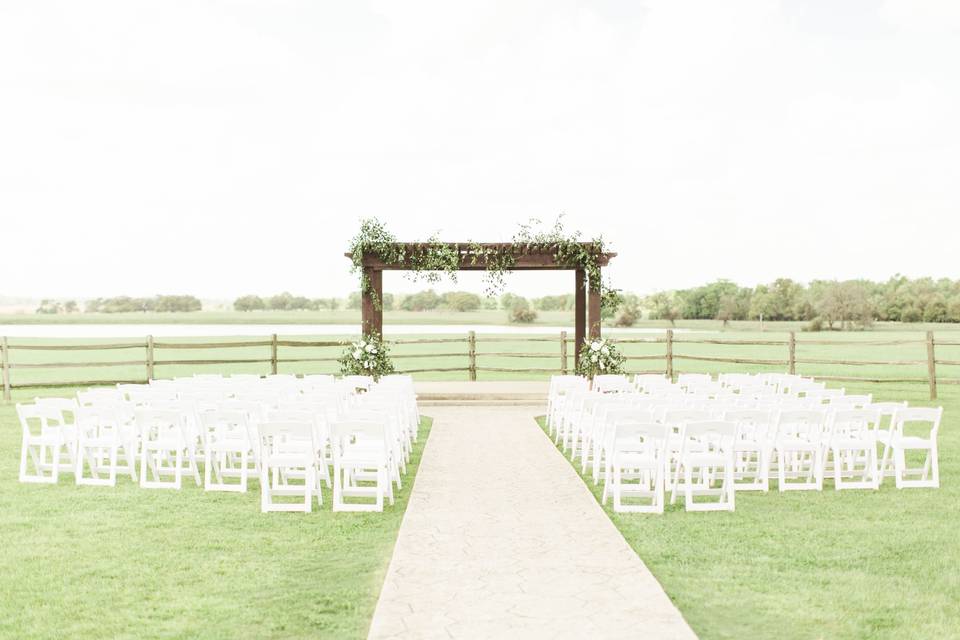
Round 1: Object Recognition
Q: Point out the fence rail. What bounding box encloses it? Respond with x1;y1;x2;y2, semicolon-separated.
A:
2;329;959;401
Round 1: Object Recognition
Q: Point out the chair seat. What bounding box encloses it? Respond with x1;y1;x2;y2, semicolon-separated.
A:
893;436;933;449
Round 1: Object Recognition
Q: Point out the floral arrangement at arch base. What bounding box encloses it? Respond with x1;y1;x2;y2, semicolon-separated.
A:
339;334;395;380
575;338;625;379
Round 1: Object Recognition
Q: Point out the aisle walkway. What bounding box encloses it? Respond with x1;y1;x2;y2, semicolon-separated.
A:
368;406;697;639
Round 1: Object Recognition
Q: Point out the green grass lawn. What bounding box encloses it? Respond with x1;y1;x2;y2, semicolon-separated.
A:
0;391;432;640
537;381;960;639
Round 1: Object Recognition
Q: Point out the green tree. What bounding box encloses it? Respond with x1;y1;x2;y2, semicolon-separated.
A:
234;295;265;311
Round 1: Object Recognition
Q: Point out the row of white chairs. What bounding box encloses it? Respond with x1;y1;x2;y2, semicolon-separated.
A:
547;374;943;514
17;373;421;513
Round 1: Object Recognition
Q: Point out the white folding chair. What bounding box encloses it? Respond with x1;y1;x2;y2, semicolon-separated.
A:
889;407;942;489
330;417;390;512
258;421;319;513
17;403;66;484
200;410;255;493
137;409;201;489
827;409;881;490
670;420;737;511
609;422;670;513
75;405;137;486
724;409;775;492
774;409;827;492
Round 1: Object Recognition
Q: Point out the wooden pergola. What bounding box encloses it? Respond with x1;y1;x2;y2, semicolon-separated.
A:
346;242;616;368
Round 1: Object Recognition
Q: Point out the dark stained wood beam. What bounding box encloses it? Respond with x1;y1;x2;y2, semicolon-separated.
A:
361;267;383;336
588;270;602;340
574;268;586;368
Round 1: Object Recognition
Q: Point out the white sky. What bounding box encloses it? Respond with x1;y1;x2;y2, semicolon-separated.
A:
2;0;959;300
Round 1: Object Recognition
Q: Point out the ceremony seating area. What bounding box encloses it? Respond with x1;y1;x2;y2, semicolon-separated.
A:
16;373;420;513
547;373;942;513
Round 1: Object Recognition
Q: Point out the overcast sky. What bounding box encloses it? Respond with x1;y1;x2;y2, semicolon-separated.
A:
2;0;958;300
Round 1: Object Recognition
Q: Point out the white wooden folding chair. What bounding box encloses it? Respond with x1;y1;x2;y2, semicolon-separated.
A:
75;405;137;486
200;410;254;493
826;409;881;490
774;409;827;492
330;417;390;512
17;403;66;484
870;401;908;481
724;409;775;491
137;409;201;489
889;407;942;489
670;420;737;511
258;421;319;513
609;422;670;513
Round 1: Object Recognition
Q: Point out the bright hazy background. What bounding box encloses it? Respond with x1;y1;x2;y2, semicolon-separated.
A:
2;0;958;299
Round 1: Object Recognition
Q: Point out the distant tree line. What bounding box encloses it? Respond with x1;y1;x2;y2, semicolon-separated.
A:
233;292;340;312
81;295;203;313
641;276;960;330
36;295;203;314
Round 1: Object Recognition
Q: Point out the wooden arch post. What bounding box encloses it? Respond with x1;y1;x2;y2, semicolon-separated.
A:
361;266;384;336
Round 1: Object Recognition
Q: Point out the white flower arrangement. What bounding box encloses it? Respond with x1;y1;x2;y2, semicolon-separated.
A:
576;338;625;379
339;333;395;379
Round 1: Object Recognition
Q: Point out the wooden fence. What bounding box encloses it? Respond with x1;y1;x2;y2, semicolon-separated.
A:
2;330;959;401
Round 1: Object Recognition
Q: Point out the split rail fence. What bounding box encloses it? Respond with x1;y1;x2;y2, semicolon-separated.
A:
3;330;959;401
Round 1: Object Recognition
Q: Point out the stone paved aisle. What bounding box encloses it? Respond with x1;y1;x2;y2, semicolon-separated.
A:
368;406;697;640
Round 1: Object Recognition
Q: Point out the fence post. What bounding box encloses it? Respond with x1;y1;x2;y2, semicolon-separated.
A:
146;335;155;381
788;331;796;375
271;333;279;375
1;337;10;402
926;331;937;400
560;330;568;375
665;329;674;381
468;331;477;381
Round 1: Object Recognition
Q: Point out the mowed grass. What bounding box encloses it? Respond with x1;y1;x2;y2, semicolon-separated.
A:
0;392;432;640
537;380;960;640
3;328;960;638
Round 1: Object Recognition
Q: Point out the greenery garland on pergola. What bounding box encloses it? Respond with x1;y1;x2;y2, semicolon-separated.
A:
344;218;619;368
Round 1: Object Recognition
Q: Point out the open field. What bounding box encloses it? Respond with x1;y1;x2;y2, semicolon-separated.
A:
537;380;960;639
0;394;432;640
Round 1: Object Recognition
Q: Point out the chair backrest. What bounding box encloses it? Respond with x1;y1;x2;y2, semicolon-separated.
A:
723;409;774;441
829;409;881;440
612;421;669;455
662;409;712;426
593;375;632;394
199;409;251;445
34;397;80;425
230;374;262;382
135;409;186;444
17;403;62;437
258;421;317;460
330;417;386;445
775;409;827;439
77;388;123;406
678;420;738;453
895;406;943;439
678;373;712;387
76;405;123;439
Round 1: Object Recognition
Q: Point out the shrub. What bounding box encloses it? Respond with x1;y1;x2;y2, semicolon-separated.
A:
510;298;537;324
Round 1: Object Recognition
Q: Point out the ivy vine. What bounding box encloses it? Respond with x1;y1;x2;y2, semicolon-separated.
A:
347;216;621;313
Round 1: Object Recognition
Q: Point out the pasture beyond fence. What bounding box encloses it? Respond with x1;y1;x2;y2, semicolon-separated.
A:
3;330;960;401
